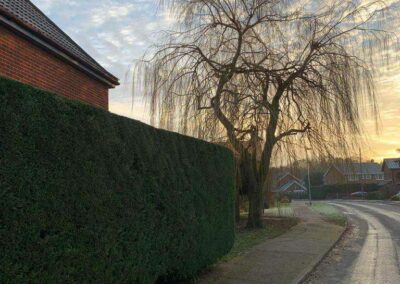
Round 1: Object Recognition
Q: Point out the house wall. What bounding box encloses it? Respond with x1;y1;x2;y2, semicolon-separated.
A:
324;167;345;185
345;174;383;184
382;163;400;184
0;25;109;109
393;169;400;184
383;163;392;181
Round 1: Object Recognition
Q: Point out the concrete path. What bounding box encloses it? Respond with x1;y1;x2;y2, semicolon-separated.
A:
199;202;344;284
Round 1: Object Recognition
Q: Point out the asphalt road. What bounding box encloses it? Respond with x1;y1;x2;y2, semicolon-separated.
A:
305;200;400;284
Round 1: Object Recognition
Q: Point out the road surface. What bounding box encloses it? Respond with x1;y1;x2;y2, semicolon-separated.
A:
305;200;400;284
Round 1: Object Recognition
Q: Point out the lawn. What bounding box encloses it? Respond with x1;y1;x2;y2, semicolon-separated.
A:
311;202;347;227
263;203;296;218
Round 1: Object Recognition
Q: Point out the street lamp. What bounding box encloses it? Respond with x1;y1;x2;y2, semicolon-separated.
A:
305;147;312;206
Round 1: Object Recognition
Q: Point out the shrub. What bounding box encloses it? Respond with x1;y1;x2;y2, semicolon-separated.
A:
308;183;382;200
379;184;400;199
366;191;385;200
390;194;400;201
0;77;235;283
310;186;328;200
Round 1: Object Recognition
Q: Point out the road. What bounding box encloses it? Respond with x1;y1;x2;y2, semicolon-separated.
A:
305;200;400;284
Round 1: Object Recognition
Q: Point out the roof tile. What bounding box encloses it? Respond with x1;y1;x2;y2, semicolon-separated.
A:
336;162;382;174
0;0;118;85
384;158;400;170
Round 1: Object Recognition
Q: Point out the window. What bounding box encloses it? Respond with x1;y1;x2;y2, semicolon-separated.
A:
363;174;371;180
348;174;359;181
376;174;384;180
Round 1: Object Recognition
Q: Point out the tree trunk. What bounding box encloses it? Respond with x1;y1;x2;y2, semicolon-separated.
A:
235;158;243;223
265;183;274;209
247;182;264;228
242;154;263;228
235;190;240;223
263;169;274;209
246;142;275;228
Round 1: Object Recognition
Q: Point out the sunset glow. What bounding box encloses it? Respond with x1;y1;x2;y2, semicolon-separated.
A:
31;0;400;162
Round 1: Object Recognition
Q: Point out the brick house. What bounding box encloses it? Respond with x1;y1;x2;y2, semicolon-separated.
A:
0;0;119;110
382;158;400;185
323;162;384;185
273;173;307;193
276;173;302;188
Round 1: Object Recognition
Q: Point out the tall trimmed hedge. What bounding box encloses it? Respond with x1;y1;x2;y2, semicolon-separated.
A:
0;77;235;283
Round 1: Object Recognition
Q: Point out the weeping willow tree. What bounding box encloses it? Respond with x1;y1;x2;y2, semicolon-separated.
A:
134;0;392;228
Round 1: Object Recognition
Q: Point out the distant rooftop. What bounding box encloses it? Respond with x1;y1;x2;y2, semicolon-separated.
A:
0;0;119;86
331;162;382;175
277;172;302;182
383;158;400;170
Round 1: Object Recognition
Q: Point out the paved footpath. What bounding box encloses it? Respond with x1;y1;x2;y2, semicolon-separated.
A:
199;202;344;284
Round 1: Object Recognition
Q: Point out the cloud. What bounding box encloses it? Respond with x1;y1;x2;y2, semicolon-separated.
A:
31;0;174;121
31;0;400;161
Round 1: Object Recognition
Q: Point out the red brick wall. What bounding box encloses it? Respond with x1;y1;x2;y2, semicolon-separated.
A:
0;25;109;109
324;167;345;185
394;169;400;184
384;163;400;184
383;163;392;181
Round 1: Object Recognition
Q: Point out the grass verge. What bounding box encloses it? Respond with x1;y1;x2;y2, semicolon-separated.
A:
311;203;346;227
220;216;298;262
263;203;295;218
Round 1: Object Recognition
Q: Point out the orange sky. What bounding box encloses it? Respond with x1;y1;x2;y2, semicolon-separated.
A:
109;48;400;165
110;46;400;164
109;66;400;164
31;0;399;163
362;63;400;162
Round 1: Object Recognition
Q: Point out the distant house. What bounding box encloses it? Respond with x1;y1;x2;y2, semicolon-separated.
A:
273;173;307;193
0;0;119;109
323;162;384;185
276;173;302;188
382;158;400;185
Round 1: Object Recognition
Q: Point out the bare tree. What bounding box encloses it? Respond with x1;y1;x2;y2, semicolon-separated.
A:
134;0;392;228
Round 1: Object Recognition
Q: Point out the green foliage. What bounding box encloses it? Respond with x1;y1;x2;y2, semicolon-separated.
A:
304;171;324;186
309;186;329;200
391;195;400;201
309;183;381;200
285;183;383;201
0;77;235;283
366;191;385;200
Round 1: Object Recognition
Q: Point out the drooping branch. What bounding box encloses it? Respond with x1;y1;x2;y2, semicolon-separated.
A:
133;0;392;227
275;122;311;142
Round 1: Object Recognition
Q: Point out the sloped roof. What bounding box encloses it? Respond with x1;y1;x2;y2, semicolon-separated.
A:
277;172;302;183
383;158;400;170
0;0;118;86
328;162;382;175
273;180;307;193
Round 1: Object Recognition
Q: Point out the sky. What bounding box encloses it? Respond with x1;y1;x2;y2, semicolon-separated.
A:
31;0;400;162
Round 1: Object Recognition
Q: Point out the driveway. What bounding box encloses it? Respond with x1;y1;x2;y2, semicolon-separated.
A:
305;200;400;284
